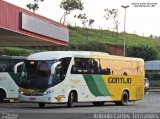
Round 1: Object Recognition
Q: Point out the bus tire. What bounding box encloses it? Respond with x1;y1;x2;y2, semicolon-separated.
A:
92;102;105;106
67;92;74;108
39;103;45;108
115;91;129;106
0;90;6;102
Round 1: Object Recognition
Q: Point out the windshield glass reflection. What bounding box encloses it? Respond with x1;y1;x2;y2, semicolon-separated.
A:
20;60;56;89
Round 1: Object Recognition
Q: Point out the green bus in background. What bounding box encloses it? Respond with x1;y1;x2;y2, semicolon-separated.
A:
0;56;25;102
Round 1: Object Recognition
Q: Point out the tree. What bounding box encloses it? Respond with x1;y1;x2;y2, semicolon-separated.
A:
88;19;95;28
60;0;84;24
74;13;88;27
127;45;158;61
74;14;95;28
104;8;120;42
26;0;44;13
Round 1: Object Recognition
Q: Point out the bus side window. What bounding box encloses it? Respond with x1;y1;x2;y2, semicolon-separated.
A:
62;58;71;73
124;72;128;75
0;60;9;72
71;64;78;74
2;66;6;72
61;58;71;78
54;65;62;83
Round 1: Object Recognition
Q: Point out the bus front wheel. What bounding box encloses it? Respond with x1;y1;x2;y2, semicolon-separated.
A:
67;92;74;108
0;90;5;102
39;102;45;108
115;91;129;106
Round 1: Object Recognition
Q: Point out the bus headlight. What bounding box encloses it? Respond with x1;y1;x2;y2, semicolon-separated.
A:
19;88;24;94
43;92;47;95
44;90;53;95
20;91;24;94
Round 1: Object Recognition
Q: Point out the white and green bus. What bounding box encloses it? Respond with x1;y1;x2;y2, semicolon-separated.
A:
0;56;25;102
17;51;144;108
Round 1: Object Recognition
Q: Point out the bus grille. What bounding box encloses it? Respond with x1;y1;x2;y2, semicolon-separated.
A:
23;93;43;96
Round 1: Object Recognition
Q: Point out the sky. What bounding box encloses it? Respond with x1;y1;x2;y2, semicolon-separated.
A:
4;0;160;37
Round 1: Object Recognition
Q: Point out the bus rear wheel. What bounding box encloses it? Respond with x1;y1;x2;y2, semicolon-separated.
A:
115;91;129;106
39;103;45;108
92;102;105;106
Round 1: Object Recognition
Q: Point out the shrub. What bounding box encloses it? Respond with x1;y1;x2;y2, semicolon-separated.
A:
127;45;158;61
0;47;33;56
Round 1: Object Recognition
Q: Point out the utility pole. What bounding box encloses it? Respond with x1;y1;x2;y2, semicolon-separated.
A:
121;5;129;56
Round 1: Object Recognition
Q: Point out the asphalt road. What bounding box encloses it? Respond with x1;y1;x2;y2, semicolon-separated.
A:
0;92;160;119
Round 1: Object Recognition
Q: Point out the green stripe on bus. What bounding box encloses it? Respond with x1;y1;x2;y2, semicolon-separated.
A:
83;74;111;96
92;75;111;96
83;74;101;96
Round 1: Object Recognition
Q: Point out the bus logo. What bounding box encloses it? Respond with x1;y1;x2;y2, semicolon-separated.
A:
55;95;65;102
108;77;132;84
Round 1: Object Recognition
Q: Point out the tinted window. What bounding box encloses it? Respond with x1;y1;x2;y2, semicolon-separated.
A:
61;58;71;76
71;58;143;76
71;58;111;75
0;59;24;72
0;60;9;72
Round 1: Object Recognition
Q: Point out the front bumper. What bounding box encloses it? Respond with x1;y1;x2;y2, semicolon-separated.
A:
19;93;54;103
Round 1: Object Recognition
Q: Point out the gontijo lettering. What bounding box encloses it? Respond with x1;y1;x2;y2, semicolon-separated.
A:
108;77;132;84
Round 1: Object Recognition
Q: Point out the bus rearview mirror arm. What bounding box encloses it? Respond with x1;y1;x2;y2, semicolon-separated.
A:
51;62;61;75
14;62;24;74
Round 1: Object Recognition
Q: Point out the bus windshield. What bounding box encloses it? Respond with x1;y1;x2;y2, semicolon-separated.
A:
20;60;57;89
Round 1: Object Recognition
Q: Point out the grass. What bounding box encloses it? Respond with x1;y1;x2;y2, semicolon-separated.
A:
69;26;160;47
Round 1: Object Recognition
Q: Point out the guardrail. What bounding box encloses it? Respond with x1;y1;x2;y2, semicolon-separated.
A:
148;87;160;92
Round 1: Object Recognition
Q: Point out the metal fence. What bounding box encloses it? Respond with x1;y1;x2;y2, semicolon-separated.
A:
150;80;160;87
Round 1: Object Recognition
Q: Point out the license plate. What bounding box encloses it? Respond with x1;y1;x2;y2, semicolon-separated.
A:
29;97;36;101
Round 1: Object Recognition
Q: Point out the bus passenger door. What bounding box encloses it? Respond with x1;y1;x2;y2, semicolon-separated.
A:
51;62;66;102
9;81;19;98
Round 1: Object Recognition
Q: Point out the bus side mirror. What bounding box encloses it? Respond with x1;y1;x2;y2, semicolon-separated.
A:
51;62;61;75
14;62;24;74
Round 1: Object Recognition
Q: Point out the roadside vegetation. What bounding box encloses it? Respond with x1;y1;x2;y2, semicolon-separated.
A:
1;26;160;60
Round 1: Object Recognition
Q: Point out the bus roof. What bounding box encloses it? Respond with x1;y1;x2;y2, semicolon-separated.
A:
27;51;143;62
0;56;26;60
27;51;106;60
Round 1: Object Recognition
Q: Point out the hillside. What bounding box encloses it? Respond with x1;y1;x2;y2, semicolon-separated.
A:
1;26;160;57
